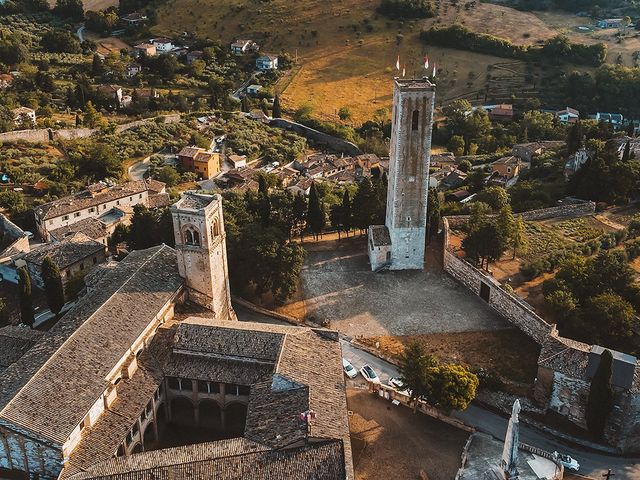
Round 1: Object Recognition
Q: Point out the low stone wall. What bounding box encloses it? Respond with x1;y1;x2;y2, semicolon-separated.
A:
54;128;96;140
0;129;51;144
442;216;555;345
269;118;362;156
231;296;302;326
0;114;184;145
445;200;596;228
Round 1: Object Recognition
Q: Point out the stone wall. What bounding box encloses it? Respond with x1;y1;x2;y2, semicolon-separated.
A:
269;118;362;156
443;248;554;344
445;200;596;228
54;128;96;140
0;114;184;145
0;129;51;144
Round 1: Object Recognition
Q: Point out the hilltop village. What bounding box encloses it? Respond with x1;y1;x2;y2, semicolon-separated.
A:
4;0;640;479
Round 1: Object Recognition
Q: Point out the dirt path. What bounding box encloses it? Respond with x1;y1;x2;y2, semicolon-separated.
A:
594;214;626;231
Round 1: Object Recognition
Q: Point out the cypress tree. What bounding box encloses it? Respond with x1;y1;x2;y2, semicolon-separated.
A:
622;141;631;162
307;182;325;240
18;267;34;327
257;175;271;226
341;189;352;236
586;349;615;440
272;94;282;118
566;121;583;155
427;188;440;241
42;257;65;314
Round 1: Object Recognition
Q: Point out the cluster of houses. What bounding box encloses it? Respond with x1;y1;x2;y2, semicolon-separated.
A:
476;103;635;132
214;152;385;195
0;179;170;300
430;141;564;202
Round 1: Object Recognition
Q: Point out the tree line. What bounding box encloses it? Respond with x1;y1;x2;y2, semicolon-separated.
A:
421;24;607;67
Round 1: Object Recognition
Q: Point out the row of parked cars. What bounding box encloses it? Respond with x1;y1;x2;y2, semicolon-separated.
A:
342;358;581;472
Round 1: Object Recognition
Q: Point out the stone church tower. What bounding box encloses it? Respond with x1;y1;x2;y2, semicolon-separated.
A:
368;77;435;271
171;192;234;318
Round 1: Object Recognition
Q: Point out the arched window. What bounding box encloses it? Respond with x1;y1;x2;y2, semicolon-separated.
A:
192;230;200;246
411;110;419;131
185;229;194;245
213;220;220;237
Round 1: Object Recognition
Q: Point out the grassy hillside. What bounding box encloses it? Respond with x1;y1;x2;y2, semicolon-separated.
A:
150;0;615;122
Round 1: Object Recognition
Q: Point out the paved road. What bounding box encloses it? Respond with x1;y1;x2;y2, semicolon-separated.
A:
340;340;640;480
128;158;150;181
76;25;85;43
234;304;640;478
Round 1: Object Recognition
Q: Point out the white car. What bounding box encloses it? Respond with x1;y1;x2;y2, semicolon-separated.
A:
388;377;403;389
342;358;358;379
554;452;579;472
360;364;380;384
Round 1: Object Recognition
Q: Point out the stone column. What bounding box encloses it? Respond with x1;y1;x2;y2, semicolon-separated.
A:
192;380;200;426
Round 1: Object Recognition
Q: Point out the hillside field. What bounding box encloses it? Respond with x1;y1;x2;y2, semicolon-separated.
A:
151;0;616;122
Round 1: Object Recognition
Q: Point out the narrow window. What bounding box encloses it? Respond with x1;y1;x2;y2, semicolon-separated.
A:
192;230;200;246
185;229;194;245
411;110;419;131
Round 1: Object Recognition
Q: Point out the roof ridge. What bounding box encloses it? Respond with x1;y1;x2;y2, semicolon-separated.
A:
0;245;169;438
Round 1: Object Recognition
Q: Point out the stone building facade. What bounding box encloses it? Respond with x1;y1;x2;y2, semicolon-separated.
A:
368;77;435;271
171;193;233;318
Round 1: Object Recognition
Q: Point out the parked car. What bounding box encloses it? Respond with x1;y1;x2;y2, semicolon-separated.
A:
554;452;579;471
360;364;380;384
342;358;358;379
388;377;403;389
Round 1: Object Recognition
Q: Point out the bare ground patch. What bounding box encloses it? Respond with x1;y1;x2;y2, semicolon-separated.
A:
348;388;468;480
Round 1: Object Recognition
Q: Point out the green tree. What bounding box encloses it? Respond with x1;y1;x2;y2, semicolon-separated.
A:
475;186;509;210
622;141;631;162
307;182;325;240
398;342;437;413
128;204;160;249
272;94;282;118
582;292;634;348
53;0;83;20
427;188;440;240
257;174;272;226
41;257;65;314
586;349;614;440
341;189;353;236
511;216;528;259
352;177;376;233
157;166;180;187
447;135;465;156
18;267;34;327
292;193;307;240
427;364;479;413
83;101;105;128
566;121;583;155
338;106;352;121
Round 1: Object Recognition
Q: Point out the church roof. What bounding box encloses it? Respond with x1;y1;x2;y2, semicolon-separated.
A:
172;192;217;211
0;245;183;447
161;317;353;477
67;438;346;480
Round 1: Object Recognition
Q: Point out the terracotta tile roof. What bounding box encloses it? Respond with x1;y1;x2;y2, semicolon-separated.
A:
0;245;183;446
49;217;109;242
164;317;352;477
35;180;165;221
67;438;346;479
24;232;105;269
177;146;202;158
0;326;44;371
147;193;171;209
